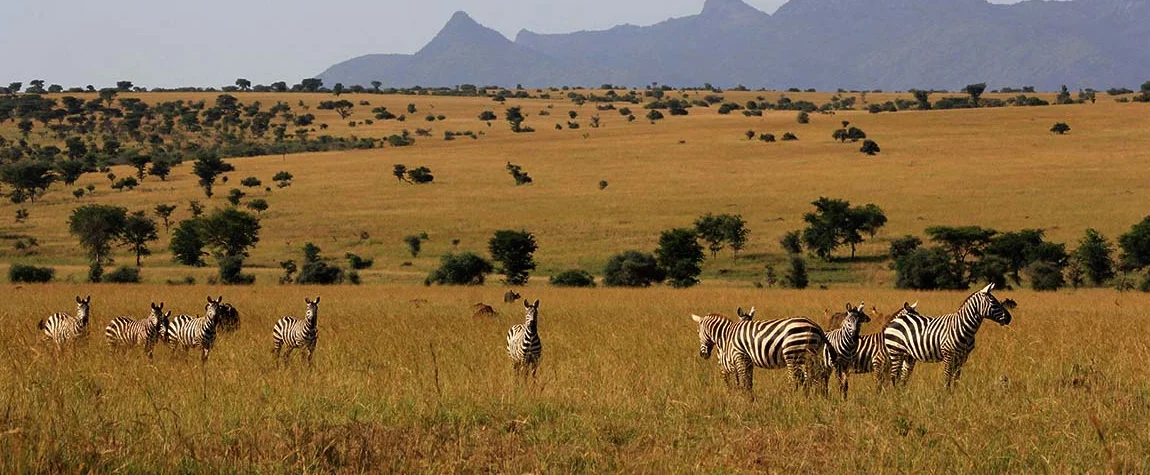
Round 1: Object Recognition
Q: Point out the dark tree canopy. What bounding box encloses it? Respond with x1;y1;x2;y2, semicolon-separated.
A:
425;252;494;286
170;219;206;267
192;153;235;198
69;204;128;280
655;227;705;288
1072;228;1115;286
120;211;158;266
603;250;665;287
488;230;538;286
924;225;997;286
1119;215;1150;270
802;197;887;260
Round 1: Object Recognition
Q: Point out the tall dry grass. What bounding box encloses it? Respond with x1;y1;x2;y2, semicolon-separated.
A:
1;284;1148;472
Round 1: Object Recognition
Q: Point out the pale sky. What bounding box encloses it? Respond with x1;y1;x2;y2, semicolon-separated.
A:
0;0;1019;89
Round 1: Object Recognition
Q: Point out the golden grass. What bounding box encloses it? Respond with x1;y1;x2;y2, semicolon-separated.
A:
1;285;1148;472
3;91;1149;286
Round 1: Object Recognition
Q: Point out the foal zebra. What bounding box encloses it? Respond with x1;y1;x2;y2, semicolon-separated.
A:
819;302;870;399
272;297;321;367
884;284;1012;389
506;299;542;380
104;302;171;358
693;309;834;399
38;295;92;348
166;296;225;362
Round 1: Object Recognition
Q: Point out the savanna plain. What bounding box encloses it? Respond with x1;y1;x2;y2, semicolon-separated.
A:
2;90;1149;472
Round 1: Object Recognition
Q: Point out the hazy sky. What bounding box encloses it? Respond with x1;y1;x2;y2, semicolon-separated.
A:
0;0;1018;89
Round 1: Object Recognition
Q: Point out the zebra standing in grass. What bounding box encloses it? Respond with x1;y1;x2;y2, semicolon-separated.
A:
166;296;224;362
38;296;92;348
506;299;542;380
692;308;834;399
272;297;321;367
884;284;1012;389
818;302;870;399
852;302;919;390
105;302;171;358
692;309;753;388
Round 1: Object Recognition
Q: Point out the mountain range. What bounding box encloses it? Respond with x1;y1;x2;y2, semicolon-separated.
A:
317;0;1150;91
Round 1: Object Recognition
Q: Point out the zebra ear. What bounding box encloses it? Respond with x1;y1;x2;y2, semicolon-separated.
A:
532;299;540;308
845;302;853;312
524;299;531;309
981;283;994;294
911;301;918;309
314;296;320;304
305;297;312;304
76;296;82;304
691;314;703;323
857;301;865;312
748;306;755;318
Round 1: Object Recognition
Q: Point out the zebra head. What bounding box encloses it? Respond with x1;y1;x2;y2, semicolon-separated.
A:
691;313;727;359
966;283;1012;326
523;299;540;323
150;302;165;320
843;301;871;328
305;296;320;319
75;295;92;321
205;296;224;321
736;306;756;322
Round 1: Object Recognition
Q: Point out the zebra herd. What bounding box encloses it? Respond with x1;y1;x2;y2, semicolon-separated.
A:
692;283;1013;398
34;284;1011;397
36;295;322;366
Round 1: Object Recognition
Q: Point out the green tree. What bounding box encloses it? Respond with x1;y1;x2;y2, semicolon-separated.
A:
889;235;922;260
860;139;881;155
924;225;997;287
780;230;803;255
120;211;158;266
1050;122;1071;135
56;160;87;186
226;188;245;206
1119;216;1150;271
1072;228;1116;286
68;204;128;281
1;160;56;203
912;89;931;110
963;83;987;107
784;256;809;289
127;153;151;179
425;252;494;286
246;199;268;215
404;234;423;257
603;250;665;287
392;164;408;182
148;159;172;181
199;207;261;284
894;248;955;290
192;153;235;198
801;197;886;260
655;228;705;288
170;219;206;266
154;204;177;232
235;78;251;91
488;230;538;285
240;176;262;188
407;167;434;184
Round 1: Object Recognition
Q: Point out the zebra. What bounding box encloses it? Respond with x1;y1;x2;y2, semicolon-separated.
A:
506;299;542;380
690;309;752;388
217;303;240;332
692;308;835;399
818;302;870;399
272;297;321;367
37;295;92;348
166;296;225;362
503;290;521;303
884;284;1012;389
851;302;920;390
104;302;171;358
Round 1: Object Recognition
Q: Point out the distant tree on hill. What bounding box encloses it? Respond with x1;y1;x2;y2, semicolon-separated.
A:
603;250;665;287
913;89;932;110
1050;122;1071;134
120;211;158;266
860;139;881;155
235;78;251;91
192;153;235;198
655;228;705;288
69;204;128;282
797;111;810;124
153;204;177;232
802;197;887;260
489;230;538;285
148;159;172;181
963;83;987;107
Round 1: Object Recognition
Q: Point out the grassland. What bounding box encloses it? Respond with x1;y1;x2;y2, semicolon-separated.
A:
2;90;1150;471
2;285;1148;472
2;91;1149;285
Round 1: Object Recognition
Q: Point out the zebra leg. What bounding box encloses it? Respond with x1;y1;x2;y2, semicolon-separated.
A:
900;360;916;387
283;346;295;366
307;345;315;368
942;351;958;390
201;347;210;363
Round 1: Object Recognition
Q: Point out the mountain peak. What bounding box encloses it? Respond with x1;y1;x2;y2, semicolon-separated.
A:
419;10;511;56
700;0;766;17
446;10;478;27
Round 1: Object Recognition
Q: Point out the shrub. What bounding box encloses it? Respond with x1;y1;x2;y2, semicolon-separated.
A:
780;230;803;255
407;167;434;184
655;228;705;288
894;248;955;290
890;235;922;260
103;266;141;283
1119;215;1150;270
796;111;810;124
646;110;664;122
784;257;808;289
489;230;538;285
603;250;665;287
598;180;608;190
240;177;262;188
478;111;497;121
550;269;596;287
1072;228;1115;286
425;252;494;286
1027;261;1065;291
860;140;881;155
781;132;798;141
8;264;54;283
346;253;374;270
1050;122;1071;135
759;133;776;143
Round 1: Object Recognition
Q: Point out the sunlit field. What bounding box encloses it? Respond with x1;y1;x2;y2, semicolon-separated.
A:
2;91;1149;285
2;285;1148;472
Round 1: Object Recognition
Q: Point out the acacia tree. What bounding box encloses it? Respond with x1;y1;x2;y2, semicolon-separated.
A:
488;230;538;285
1072;228;1115;286
198;207;261;284
120;211;158;266
69;204;128;282
192;153;235;197
1;160;56;203
802;197;887;260
925;225;997;286
655;228;705;288
963;83;987;108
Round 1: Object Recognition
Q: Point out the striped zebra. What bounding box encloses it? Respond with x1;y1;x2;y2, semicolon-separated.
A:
692;309;834;399
166;296;225;362
506;299;542;380
37;295;92;348
272;297;321;367
818;302;870;399
884;284;1012;389
850;302;920;390
104;302;171;358
690;308;754;388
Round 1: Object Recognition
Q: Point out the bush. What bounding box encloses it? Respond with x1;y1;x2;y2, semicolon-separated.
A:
759;133;776;143
796;111;810;124
346;253;374;270
425;252;494;286
780;230;803;255
489;230;538;285
784;257;808;289
295;243;346;285
894;248;955;290
645;110;664;122
655;228;705;288
103;266;141;283
1027;261;1065;291
478;111;497;121
550;269;596;287
889;235;922;260
407;166;434;184
860;139;881;155
781;132;798;141
8;264;54;283
603;250;665;287
1050;122;1071;135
